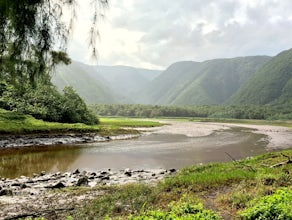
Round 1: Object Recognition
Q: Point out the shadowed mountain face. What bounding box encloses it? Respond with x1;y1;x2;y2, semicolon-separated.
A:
52;48;292;106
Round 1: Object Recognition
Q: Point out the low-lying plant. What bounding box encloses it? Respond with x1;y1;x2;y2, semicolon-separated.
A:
239;188;292;219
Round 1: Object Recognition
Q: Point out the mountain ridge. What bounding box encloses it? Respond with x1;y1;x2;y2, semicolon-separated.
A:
51;48;292;107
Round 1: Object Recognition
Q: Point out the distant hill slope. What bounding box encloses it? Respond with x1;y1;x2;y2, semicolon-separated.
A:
52;61;161;104
229;48;292;105
90;65;161;98
136;56;270;105
136;61;200;104
52;62;119;104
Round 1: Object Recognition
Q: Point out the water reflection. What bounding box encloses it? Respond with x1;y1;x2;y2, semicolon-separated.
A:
0;128;270;178
0;145;82;178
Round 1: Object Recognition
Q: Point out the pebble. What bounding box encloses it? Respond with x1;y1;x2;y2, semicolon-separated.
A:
0;168;177;197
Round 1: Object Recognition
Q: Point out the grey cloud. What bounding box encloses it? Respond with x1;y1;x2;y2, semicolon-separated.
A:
104;0;292;68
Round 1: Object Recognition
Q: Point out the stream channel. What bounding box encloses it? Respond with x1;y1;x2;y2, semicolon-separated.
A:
0;121;282;179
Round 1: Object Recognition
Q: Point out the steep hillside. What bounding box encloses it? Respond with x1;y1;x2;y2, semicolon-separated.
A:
229;48;292;105
137;56;270;105
173;56;271;105
52;62;161;104
52;62;119;104
90;65;161;98
136;61;200;104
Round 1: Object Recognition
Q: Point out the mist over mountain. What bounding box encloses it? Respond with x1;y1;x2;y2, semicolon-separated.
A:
52;62;161;104
52;48;292;107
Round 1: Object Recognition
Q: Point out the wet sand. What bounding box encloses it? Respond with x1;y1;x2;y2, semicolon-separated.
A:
141;120;292;149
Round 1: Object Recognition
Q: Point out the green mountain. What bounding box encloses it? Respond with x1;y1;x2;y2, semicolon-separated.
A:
52;61;161;104
136;56;270;105
52;49;292;106
136;61;201;104
90;65;161;98
229;48;292;105
52;62;119;104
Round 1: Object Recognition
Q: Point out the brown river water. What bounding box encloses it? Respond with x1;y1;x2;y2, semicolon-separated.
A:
0;121;291;178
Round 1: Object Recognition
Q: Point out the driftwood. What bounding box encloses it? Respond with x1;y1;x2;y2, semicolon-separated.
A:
270;153;292;168
225;152;256;172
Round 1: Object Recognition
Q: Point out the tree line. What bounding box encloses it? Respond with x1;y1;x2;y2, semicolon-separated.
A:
90;104;292;120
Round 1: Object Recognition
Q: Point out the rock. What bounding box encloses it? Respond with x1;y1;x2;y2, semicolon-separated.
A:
51;182;66;189
11;182;21;187
45;182;66;189
76;176;88;186
101;171;108;175
40;171;46;176
124;171;132;177
169;168;176;173
20;183;27;189
101;176;110;181
0;189;13;196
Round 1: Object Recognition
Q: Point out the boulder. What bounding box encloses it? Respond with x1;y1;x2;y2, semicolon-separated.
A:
76;176;89;186
0;189;13;196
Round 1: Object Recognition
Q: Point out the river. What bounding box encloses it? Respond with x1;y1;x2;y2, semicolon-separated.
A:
1;121;292;178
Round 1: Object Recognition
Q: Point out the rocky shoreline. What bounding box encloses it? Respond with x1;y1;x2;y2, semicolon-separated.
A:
0;168;176;219
0;133;141;148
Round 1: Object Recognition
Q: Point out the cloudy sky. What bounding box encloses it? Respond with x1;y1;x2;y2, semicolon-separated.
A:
67;0;292;70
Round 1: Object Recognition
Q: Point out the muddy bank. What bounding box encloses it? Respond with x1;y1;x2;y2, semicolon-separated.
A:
0;168;176;219
141;120;292;149
0;133;140;148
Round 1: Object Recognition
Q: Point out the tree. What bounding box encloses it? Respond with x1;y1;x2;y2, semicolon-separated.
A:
0;0;108;84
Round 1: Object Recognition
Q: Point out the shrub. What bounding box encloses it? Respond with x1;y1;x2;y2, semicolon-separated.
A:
240;188;292;220
130;198;222;220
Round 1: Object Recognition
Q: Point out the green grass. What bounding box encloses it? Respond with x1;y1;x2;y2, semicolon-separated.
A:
70;149;292;219
100;117;162;127
0;109;162;135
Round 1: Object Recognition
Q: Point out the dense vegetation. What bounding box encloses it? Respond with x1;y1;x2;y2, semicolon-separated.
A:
136;56;270;105
90;103;292;120
52;61;161;104
70;149;292;219
0;109;161;135
0;1;107;125
0;81;98;125
230;48;292;105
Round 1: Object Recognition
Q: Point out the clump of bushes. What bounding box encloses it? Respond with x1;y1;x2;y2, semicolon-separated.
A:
240;188;292;220
0;81;98;125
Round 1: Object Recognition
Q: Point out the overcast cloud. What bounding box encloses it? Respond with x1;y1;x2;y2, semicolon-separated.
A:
67;0;292;69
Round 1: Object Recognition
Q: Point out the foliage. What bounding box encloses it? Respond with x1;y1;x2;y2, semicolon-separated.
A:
230;48;292;105
61;86;98;125
90;103;292;120
240;188;292;220
0;109;161;135
0;108;100;134
73;184;158;219
0;82;98;125
0;0;107;83
130;198;222;220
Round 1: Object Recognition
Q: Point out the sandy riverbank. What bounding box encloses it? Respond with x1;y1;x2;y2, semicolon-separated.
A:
140;120;292;149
